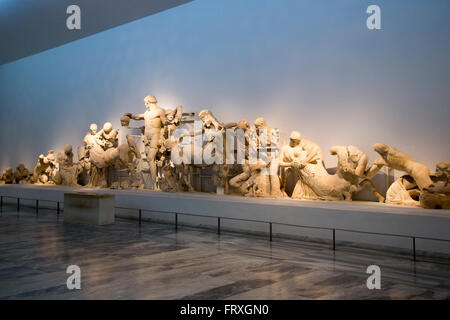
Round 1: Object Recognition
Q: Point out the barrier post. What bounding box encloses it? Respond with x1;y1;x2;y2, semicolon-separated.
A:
175;213;178;231
333;229;336;251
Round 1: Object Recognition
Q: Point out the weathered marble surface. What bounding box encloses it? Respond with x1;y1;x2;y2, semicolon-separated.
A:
0;207;449;300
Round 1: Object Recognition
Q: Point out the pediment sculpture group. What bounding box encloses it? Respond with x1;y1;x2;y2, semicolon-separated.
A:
1;95;449;210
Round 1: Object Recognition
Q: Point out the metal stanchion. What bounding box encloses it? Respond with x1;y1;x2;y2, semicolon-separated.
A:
139;209;142;225
412;237;416;262
217;217;221;235
269;223;273;242
36;200;39;215
57;202;60;215
175;213;178;231
333;229;336;251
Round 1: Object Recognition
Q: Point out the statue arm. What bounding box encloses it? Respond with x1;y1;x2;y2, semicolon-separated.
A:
132;113;144;120
174;105;183;124
278;148;292;167
355;154;369;177
365;157;386;178
224;122;238;129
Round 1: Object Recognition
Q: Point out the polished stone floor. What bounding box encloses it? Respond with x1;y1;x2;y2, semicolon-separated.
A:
0;206;449;300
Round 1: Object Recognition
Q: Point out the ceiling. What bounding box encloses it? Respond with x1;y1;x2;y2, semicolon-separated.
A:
0;0;194;65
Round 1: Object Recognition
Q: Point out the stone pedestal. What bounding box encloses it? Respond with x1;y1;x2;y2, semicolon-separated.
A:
64;192;115;225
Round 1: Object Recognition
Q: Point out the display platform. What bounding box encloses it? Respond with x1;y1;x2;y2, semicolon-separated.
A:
64;192;115;225
1;184;450;257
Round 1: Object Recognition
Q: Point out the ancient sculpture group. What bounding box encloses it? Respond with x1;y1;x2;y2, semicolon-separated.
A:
1;95;449;210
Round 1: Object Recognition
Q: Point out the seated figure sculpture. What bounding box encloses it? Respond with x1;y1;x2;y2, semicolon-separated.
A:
54;144;79;186
386;175;420;207
14;164;32;184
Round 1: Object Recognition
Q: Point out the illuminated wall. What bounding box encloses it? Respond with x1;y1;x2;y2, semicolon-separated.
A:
0;0;449;171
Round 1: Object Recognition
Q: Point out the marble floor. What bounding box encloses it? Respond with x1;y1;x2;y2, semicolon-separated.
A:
0;206;449;300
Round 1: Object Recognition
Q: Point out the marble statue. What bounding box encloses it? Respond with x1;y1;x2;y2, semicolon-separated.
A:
253;117;283;198
279;131;347;200
0;168;14;184
84;123;98;147
155;106;183;192
54;144;79;186
33;153;55;185
97;122;119;150
386;175;420;207
5;92;449;210
279;131;323;196
14;164;32;184
230;160;271;197
329;145;384;202
367;143;433;190
129;95;166;185
87;122;139;188
420;162;450;209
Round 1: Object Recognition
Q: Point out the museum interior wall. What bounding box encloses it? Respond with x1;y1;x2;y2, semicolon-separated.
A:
0;0;449;185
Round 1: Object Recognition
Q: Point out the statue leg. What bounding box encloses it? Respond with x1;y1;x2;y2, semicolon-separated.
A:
365;158;385;178
145;146;158;185
410;164;433;190
359;179;385;203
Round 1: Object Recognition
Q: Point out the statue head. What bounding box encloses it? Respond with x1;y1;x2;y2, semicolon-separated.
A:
120;113;131;126
103;122;113;134
144;95;157;109
89;123;98;135
17;163;25;171
289;131;302;147
47;150;55;162
166;109;175;122
237;119;250;130
254;117;266;129
198;110;222;129
64;144;73;155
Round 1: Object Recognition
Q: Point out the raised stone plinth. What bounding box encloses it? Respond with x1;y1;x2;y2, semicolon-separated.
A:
64;192;115;225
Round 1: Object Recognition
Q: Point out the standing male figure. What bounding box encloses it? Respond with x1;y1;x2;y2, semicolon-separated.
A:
129;95;166;184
